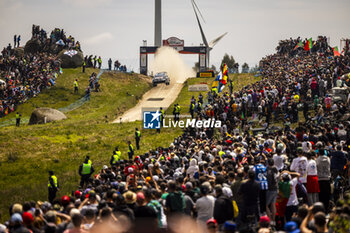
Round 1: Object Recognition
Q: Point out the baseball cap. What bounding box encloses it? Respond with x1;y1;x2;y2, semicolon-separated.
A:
136;192;145;202
11;213;22;223
41;201;52;211
74;190;82;198
284;221;300;233
22;212;34;224
277;143;284;150
259;215;270;224
185;182;193;190
152;175;159;182
206;218;217;225
103;165;108;170
223;221;236;231
61;195;70;204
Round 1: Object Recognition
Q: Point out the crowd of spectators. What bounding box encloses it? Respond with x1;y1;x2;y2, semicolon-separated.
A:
32;25;81;52
0;52;61;117
1;36;350;233
0;26;84;117
0;25;87;118
276;36;331;56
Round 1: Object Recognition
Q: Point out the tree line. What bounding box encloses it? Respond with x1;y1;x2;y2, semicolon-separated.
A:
193;53;259;73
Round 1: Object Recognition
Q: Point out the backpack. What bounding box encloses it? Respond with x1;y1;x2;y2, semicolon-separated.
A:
168;192;185;213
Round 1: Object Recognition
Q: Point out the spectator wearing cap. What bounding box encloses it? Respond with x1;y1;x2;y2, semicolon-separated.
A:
258;215;271;233
9;213;31;233
213;184;233;226
284;221;300;233
165;181;185;217
222;220;237;233
206;218;218;233
183;182;195;216
22;212;40;233
195;182;215;224
61;195;71;208
74;190;81;199
134;192;158;231
123;190;137;211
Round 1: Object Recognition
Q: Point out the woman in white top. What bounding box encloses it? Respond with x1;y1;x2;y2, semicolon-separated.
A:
306;151;320;205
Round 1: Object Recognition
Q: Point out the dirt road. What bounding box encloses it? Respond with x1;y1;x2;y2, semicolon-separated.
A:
112;80;184;123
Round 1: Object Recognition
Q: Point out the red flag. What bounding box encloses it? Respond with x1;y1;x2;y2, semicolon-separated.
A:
304;38;312;51
304;40;310;51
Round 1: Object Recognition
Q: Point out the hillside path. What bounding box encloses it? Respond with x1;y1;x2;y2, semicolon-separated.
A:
112;75;185;123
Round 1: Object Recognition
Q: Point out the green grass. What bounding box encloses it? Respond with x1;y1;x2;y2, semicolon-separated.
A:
229;73;262;91
166;77;213;115
0;68;181;219
0;71;259;219
0;68;97;122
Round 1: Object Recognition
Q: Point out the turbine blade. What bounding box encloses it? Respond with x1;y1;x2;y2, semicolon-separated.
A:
192;0;206;23
209;32;228;48
191;0;209;47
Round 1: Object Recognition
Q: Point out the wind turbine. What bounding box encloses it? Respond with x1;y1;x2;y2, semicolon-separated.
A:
191;0;228;68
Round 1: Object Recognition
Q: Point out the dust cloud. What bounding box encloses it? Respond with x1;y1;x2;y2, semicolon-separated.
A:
149;46;195;83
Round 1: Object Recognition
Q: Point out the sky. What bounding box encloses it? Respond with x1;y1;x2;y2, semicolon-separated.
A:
0;0;349;71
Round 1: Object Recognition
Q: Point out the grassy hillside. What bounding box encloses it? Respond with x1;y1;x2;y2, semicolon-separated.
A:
0;71;259;219
1;68;95;124
0;68;181;218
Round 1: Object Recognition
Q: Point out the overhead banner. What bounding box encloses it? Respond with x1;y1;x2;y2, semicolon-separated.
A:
163;37;184;52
